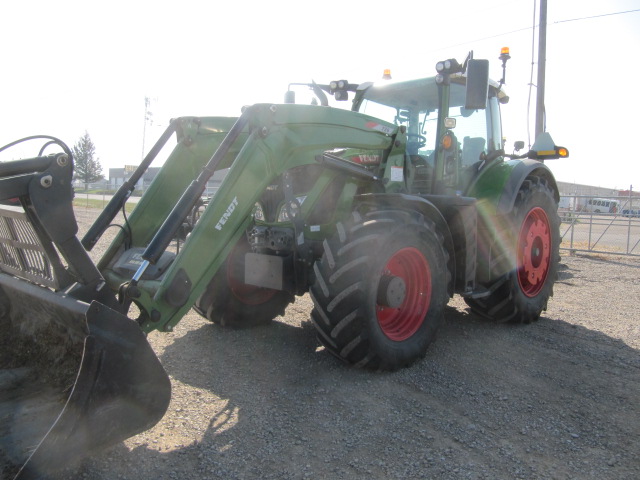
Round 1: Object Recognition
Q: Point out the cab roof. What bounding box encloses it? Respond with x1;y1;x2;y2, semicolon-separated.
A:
358;74;507;112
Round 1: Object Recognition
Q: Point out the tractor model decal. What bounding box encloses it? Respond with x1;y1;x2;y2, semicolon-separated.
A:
349;154;381;165
365;121;394;135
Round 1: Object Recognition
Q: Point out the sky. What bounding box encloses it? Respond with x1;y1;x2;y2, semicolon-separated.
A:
1;0;639;190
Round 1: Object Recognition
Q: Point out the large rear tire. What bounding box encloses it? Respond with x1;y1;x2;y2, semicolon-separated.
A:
310;209;449;370
465;175;560;323
193;236;294;327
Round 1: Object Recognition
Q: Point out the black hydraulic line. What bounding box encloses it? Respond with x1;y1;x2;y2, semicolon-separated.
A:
0;135;72;157
81;120;179;251
315;152;380;182
141;108;252;266
38;140;60;156
0;154;58;178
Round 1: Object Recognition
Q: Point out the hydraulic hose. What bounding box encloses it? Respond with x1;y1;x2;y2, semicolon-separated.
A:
81;120;179;251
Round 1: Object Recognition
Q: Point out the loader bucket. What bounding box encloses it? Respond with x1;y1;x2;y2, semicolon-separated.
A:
0;273;171;479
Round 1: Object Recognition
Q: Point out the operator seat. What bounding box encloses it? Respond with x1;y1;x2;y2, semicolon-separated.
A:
461;136;486;168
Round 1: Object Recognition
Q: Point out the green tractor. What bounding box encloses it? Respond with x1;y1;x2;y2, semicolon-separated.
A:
0;51;567;477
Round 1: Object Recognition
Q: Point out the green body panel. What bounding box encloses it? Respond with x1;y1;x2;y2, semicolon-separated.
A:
466;159;519;218
467;159;559;221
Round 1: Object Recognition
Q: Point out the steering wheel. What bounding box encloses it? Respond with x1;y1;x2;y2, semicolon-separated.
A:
407;133;427;149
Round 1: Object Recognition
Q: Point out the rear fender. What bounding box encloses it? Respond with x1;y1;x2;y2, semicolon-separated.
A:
467;159;559;217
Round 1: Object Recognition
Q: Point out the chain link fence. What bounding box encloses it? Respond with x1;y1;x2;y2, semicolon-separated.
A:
559;193;640;257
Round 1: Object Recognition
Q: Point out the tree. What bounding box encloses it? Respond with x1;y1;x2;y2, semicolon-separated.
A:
72;131;103;188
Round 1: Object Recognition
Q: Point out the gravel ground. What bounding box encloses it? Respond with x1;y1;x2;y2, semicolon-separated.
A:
50;208;640;479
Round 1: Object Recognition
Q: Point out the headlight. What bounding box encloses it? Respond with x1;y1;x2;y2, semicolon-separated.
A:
276;196;306;222
253;202;265;221
277;207;290;223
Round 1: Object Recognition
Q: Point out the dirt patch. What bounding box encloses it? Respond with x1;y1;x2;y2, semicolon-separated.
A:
72;241;640;479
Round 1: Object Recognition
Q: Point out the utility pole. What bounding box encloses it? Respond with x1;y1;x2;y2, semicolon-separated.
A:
535;0;547;139
141;96;152;162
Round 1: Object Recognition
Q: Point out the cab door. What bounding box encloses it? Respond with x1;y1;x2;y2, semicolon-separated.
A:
434;81;502;195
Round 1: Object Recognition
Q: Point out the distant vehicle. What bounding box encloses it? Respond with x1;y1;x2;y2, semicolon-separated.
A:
622;209;640;218
584;198;621;214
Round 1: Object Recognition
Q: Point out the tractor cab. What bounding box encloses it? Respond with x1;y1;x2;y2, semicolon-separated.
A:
352;72;507;196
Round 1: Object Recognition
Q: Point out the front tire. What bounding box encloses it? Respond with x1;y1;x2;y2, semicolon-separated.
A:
310;209;449;370
465;175;560;323
193;236;294;327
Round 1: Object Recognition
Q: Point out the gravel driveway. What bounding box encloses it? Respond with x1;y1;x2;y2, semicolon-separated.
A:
53;208;640;479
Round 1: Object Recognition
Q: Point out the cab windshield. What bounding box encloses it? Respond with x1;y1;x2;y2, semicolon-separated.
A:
357;77;440;156
357;78;498;164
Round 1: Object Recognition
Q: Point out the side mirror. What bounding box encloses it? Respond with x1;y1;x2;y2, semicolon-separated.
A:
514;141;525;151
284;90;296;104
465;59;489;110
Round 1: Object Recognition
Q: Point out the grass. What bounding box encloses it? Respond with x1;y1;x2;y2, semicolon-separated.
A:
75;189;143;197
560;239;624;253
72;197;136;213
559;239;627;261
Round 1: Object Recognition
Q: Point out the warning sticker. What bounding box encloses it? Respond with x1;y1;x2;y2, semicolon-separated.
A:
390;166;404;182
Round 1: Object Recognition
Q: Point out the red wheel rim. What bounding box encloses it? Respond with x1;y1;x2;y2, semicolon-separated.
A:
227;248;277;306
517;207;551;297
377;247;431;341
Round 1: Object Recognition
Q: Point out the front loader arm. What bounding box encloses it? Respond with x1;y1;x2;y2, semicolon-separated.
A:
122;103;397;333
95;116;243;272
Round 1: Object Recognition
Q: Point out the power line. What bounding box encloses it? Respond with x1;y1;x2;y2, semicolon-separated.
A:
425;26;531;52
554;8;640;24
426;8;640;53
